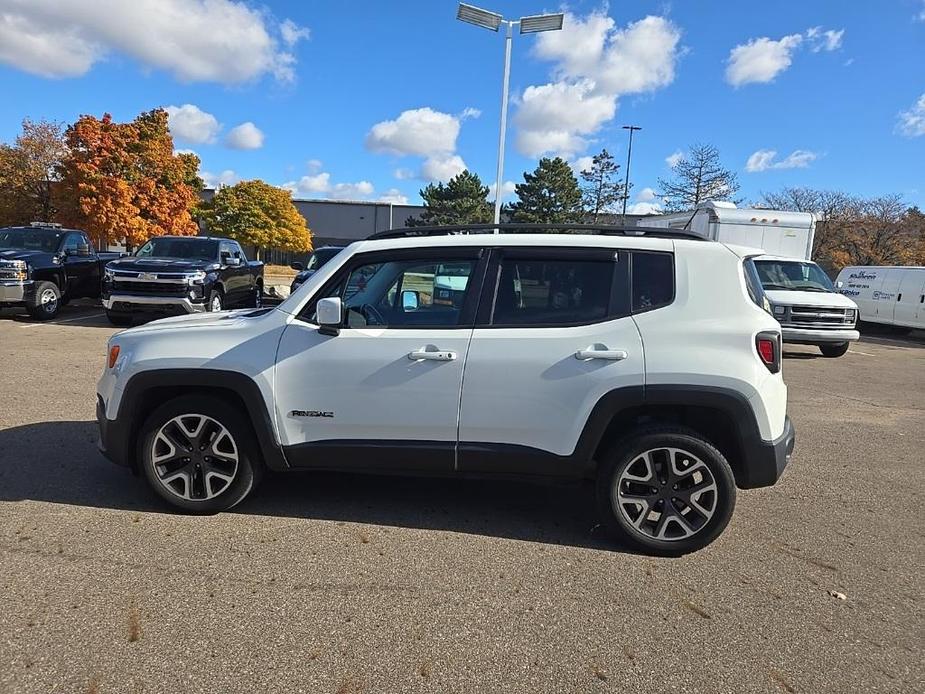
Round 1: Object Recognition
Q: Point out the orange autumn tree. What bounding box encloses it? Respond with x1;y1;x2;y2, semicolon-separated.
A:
60;109;201;249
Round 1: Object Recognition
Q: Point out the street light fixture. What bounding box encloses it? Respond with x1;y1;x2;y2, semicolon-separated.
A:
457;3;564;225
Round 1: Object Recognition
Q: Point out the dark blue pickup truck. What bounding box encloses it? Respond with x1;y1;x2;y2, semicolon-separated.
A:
0;223;122;320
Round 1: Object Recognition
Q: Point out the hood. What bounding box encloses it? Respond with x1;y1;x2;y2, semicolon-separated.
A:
765;289;858;309
107;256;219;273
118;307;277;335
0;249;54;263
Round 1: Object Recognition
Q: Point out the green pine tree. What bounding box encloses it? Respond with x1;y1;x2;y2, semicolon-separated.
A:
580;149;624;222
409;170;492;226
508;157;583;224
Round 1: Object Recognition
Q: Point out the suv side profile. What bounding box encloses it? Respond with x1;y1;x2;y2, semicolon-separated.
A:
97;225;795;555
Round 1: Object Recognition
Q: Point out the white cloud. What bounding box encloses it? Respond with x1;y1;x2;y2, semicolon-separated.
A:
516;12;682;158
745;149;818;172
394;168;415;180
0;0;305;83
165;104;220;144
918;2;925;22
306;159;323;173
225;122;264;150
627;201;662;215
378;189;409;205
487;180;517;201
366;107;460;157
897;94;925;137
289;172;331;193
279;19;310;47
726;34;803;87
202;169;238;188
665;150;684;167
636;187;657;202
173;148;197;156
329;181;374;200
572;156;595;173
420;154;467;182
806;27;844;52
459;107;481;120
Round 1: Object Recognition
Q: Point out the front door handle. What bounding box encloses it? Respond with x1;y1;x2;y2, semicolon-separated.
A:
575;345;628;361
409;347;457;361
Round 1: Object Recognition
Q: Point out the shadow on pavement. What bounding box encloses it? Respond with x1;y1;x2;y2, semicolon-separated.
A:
0;420;615;551
0;301;114;329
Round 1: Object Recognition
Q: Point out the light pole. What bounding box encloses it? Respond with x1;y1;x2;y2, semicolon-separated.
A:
620;125;641;226
457;3;564;225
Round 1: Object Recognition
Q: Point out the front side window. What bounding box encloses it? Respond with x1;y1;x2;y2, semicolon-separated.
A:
62;234;80;253
492;257;614;326
754;259;834;293
337;258;476;328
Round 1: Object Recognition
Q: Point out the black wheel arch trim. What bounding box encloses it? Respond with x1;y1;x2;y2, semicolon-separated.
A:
98;368;288;473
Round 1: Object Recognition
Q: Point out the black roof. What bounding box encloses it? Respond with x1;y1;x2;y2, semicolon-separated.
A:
368;223;705;242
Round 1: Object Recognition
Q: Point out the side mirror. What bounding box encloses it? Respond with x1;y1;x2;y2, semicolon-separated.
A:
401;289;420;311
835;280;843;288
77;244;90;257
290;261;304;271
226;256;242;266
316;296;343;336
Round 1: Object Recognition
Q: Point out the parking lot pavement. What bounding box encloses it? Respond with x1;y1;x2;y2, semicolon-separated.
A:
0;313;922;694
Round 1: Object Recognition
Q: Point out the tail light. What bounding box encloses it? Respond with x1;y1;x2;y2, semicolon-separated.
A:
755;332;781;373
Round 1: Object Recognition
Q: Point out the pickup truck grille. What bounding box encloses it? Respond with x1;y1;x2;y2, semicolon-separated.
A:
788;305;853;328
112;280;188;295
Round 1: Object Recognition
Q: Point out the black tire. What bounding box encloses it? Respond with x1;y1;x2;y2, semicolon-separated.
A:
596;427;736;556
106;310;133;327
207;288;223;312
819;342;850;358
138;395;263;514
251;281;263;308
25;280;62;320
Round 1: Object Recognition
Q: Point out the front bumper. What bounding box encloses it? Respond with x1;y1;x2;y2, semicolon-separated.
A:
737;415;795;489
97;394;132;469
0;279;33;304
102;293;206;314
781;326;859;345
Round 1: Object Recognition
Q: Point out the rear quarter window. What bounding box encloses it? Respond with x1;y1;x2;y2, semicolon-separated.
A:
631;251;674;313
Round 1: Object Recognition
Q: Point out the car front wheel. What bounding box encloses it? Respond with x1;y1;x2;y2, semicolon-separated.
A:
139;395;262;513
26;280;61;320
596;428;736;555
207;289;223;312
819;342;850;358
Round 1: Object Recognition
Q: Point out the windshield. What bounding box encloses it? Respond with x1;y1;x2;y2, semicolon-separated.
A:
135;237;219;261
306;247;343;271
0;227;62;252
754;259;835;292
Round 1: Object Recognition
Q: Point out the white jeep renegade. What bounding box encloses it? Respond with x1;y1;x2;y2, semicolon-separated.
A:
97;224;795;555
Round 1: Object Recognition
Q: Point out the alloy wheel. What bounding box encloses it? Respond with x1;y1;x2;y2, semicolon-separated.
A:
150;413;239;501
40;288;58;313
613;447;718;541
211;294;222;312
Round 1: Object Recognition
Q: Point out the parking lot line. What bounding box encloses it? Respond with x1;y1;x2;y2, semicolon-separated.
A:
17;312;105;328
848;349;876;356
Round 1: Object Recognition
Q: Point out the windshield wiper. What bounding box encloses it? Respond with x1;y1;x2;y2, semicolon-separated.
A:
794;286;829;292
761;283;791;290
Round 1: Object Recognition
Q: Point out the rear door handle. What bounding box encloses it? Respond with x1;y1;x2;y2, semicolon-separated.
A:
409;348;457;361
575;346;628;361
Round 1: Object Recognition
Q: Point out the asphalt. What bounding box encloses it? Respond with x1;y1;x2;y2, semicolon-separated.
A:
1;303;922;694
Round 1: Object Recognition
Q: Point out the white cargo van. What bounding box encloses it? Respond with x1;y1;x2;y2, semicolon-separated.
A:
641;201;815;259
835;266;925;330
641;203;859;356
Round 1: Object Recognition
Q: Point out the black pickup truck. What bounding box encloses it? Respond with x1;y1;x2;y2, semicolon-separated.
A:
0;223;122;320
102;235;264;326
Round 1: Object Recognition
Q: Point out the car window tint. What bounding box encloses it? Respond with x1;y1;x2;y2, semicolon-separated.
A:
632;252;674;313
63;234;79;252
492;258;613;326
341;259;475;328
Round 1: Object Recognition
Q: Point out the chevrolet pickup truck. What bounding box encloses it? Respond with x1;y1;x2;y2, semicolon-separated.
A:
0;223;122;320
102;235;264;325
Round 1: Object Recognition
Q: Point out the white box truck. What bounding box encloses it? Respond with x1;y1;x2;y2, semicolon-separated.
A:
641;202;859;357
835;266;925;330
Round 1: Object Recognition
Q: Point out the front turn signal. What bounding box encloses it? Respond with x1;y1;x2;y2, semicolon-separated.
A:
108;344;121;369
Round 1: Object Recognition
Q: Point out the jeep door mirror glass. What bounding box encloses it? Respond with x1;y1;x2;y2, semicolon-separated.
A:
290;261;304;271
316;296;343;328
401;289;420;311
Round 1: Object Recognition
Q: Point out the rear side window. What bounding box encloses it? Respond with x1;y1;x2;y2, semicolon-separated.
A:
631;252;674;313
492;258;614;326
743;258;768;310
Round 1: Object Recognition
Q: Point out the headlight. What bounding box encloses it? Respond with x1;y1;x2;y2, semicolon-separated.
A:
845;308;857;323
772;304;786;316
104;266;115;281
187;271;206;285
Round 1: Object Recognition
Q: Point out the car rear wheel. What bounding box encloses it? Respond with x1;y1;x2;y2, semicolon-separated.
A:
819;342;850;358
139;395;262;513
596;428;736;556
26;280;61;320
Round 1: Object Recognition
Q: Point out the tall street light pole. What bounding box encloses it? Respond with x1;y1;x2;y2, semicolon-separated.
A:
457;3;564;226
621;125;642;226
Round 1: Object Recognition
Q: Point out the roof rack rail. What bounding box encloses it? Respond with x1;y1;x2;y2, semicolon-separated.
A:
29;221;63;228
367;223;705;242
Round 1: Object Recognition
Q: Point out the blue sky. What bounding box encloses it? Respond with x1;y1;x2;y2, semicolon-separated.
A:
2;0;923;211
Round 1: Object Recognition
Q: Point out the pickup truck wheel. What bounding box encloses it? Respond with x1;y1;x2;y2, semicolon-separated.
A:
139;395;262;513
819;342;850;358
105;310;133;327
596;428;736;556
26;281;62;320
207;289;223;312
251;281;263;308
